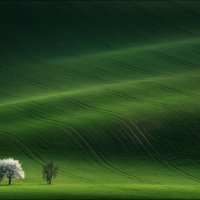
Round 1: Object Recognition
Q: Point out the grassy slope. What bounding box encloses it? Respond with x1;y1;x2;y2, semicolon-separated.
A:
0;1;200;199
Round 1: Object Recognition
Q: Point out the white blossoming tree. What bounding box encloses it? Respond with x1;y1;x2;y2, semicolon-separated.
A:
0;158;25;185
0;161;5;181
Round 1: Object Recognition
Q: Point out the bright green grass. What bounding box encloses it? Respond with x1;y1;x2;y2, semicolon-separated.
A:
1;183;200;200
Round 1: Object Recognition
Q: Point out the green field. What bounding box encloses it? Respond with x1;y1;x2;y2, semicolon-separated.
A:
0;1;200;199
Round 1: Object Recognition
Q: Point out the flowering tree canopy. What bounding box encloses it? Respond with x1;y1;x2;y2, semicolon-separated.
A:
0;158;25;185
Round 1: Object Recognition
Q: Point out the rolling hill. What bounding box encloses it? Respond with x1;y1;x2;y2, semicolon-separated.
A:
0;1;200;199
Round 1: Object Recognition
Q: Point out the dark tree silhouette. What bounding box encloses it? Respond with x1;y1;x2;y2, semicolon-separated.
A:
42;162;58;184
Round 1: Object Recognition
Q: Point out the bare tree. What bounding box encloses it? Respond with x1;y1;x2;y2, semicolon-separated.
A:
42;162;58;184
0;158;25;185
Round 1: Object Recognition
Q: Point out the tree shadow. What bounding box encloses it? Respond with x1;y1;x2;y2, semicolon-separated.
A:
0;184;10;186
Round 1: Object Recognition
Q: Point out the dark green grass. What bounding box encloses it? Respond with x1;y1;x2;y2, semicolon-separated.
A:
0;1;200;199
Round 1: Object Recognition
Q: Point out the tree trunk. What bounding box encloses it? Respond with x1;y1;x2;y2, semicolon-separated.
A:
47;175;52;184
8;179;11;185
48;178;51;184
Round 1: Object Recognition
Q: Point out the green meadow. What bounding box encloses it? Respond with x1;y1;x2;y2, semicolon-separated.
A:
0;1;200;199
